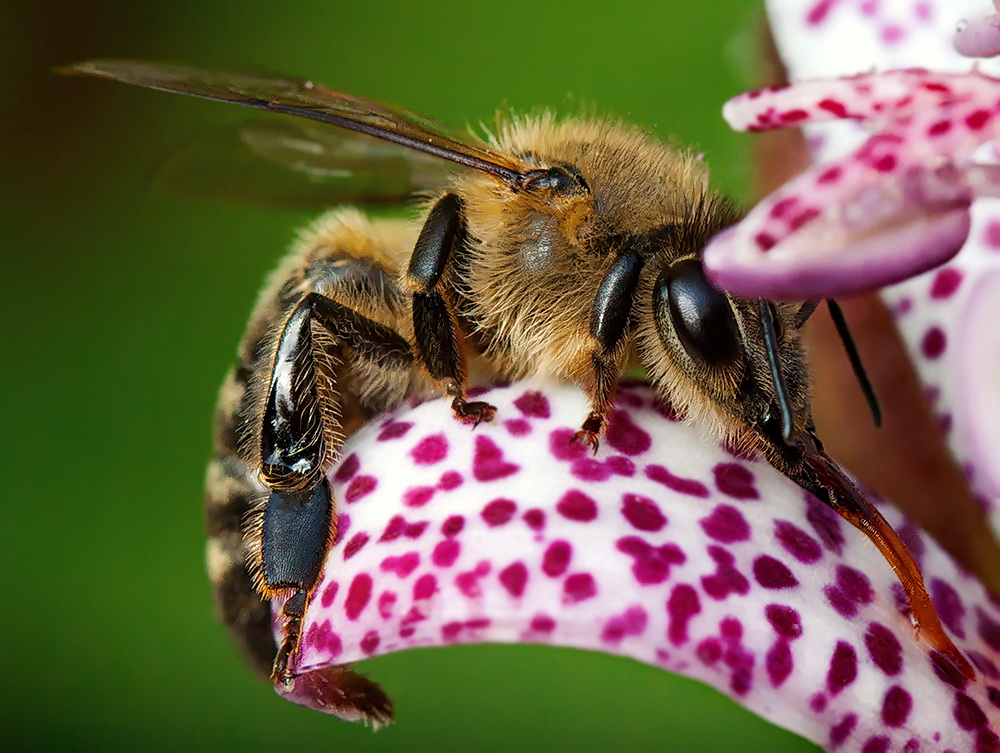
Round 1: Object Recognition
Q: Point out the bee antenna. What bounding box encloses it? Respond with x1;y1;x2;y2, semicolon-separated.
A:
793;300;819;328
758;300;795;443
825;299;882;427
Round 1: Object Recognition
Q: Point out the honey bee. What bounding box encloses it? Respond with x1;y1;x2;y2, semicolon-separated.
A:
66;59;973;723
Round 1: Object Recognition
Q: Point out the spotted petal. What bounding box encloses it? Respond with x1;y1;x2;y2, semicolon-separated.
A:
273;382;1000;752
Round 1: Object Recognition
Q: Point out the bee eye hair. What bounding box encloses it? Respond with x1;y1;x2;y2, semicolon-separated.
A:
654;258;741;366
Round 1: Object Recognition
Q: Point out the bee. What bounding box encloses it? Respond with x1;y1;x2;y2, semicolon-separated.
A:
66;60;973;723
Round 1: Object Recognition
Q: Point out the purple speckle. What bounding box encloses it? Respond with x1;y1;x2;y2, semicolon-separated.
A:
645;464;710;497
531;614;555;633
410;433;448;465
432;539;460;567
862;736;891;753
498;561;528;598
931;578;966;639
319;580;339;609
377;420;413;440
827;641;858;695
333;453;359;482
830;713;858;747
978;608;1000;651
930;268;962;299
955;693;988;730
617;536;686;585
523;508;545;531
344;475;377;504
826;565;875;618
765;604;802;639
413;573;437;600
713;463;759;499
806;496;845;554
360;630;380;655
701;545;750;600
344;573;372;620
343;532;369;560
700;504;750;543
403;486;435;508
765;640;793;687
984;220;1000;249
601;605;649;643
504;418;531;436
514;390;551;418
380;552;420;578
557;489;598;522
379;514;428;542
377;591;396;619
865;622;903;676
775;520;822;564
563;572;597;603
622;494;667;532
607;455;635;476
697;637;722;664
666;583;701;645
881;685;912;727
481;498;517;526
605;410;652;455
571;458;612;482
542;540;572;577
753;555;799;589
472;435;520;481
921;326;947;359
441;515;464;537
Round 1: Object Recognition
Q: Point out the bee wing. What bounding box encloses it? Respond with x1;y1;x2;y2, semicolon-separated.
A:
156;120;458;210
65;60;531;185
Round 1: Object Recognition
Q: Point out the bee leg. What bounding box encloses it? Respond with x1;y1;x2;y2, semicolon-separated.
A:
574;248;645;453
408;193;496;425
252;292;412;717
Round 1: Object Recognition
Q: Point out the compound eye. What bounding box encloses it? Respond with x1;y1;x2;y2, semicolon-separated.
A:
655;258;742;366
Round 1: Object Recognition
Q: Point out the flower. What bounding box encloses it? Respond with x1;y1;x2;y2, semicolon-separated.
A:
272;381;1000;752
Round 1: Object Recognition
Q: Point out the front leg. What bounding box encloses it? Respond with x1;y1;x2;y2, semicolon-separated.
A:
407;193;496;426
574;248;645;452
253;292;411;711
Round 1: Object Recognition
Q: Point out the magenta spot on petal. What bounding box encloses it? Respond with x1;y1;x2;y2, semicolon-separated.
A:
607;455;635;476
334;513;350;543
713;463;759;499
720;617;742;639
360;631;380;655
862;736;891;753
984;220;1000;249
667;583;701;645
765;604;802;639
978;608;1000;651
701;545;750;600
413;573;437;600
605;410;652;455
766;640;794;688
646;464;710;497
344;475;377;503
967;110;991;131
921;326;947;359
319;581;339;609
810;693;827;713
472;435;519;481
806;497;845;553
504;419;531;436
818;98;848;117
499;561;528;598
377;420;412;440
829;713;858;747
881;22;904;43
513;390;551;418
931;267;962;299
438;471;463;491
432;539;460;567
601;605;649;643
865;622;903;675
753;555;798;589
817;165;843;184
563;572;597;603
531;614;555;633
542;540;572;577
872;154;898;173
971;651;1000;680
780;109;809;123
557;489;598;522
441;515;464;537
770;196;799;218
977;730;1000;753
379;514;428;542
403;486;435;508
622;494;667;532
523;508;546;531
827;641;858;695
377;591;396;619
775;520;822;563
343;532;369;560
700;504;750;543
807;0;838;24
344;573;372;620
931;579;966;638
618;536;686;585
697;637;722;664
381;551;420;578
410;433;448;465
333;453;359;482
789;207;820;231
754;232;777;251
955;693;988;730
481;498;517;526
882;685;912;727
990;686;1000;708
571;457;612;481
399;625;415;638
928;119;952;137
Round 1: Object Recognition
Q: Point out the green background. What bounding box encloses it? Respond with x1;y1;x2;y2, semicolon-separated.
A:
4;2;818;751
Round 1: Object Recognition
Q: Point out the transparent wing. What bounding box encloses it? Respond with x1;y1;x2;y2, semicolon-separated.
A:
65;60;530;184
155;120;457;209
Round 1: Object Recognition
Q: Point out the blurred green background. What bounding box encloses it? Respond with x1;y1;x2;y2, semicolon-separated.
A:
4;1;818;751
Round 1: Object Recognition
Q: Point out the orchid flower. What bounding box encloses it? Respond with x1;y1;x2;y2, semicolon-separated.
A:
270;381;1000;752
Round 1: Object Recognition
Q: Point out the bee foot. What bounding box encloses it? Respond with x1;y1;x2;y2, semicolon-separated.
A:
571;430;600;455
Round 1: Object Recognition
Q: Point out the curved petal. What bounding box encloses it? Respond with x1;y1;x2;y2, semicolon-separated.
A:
275;382;1000;753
